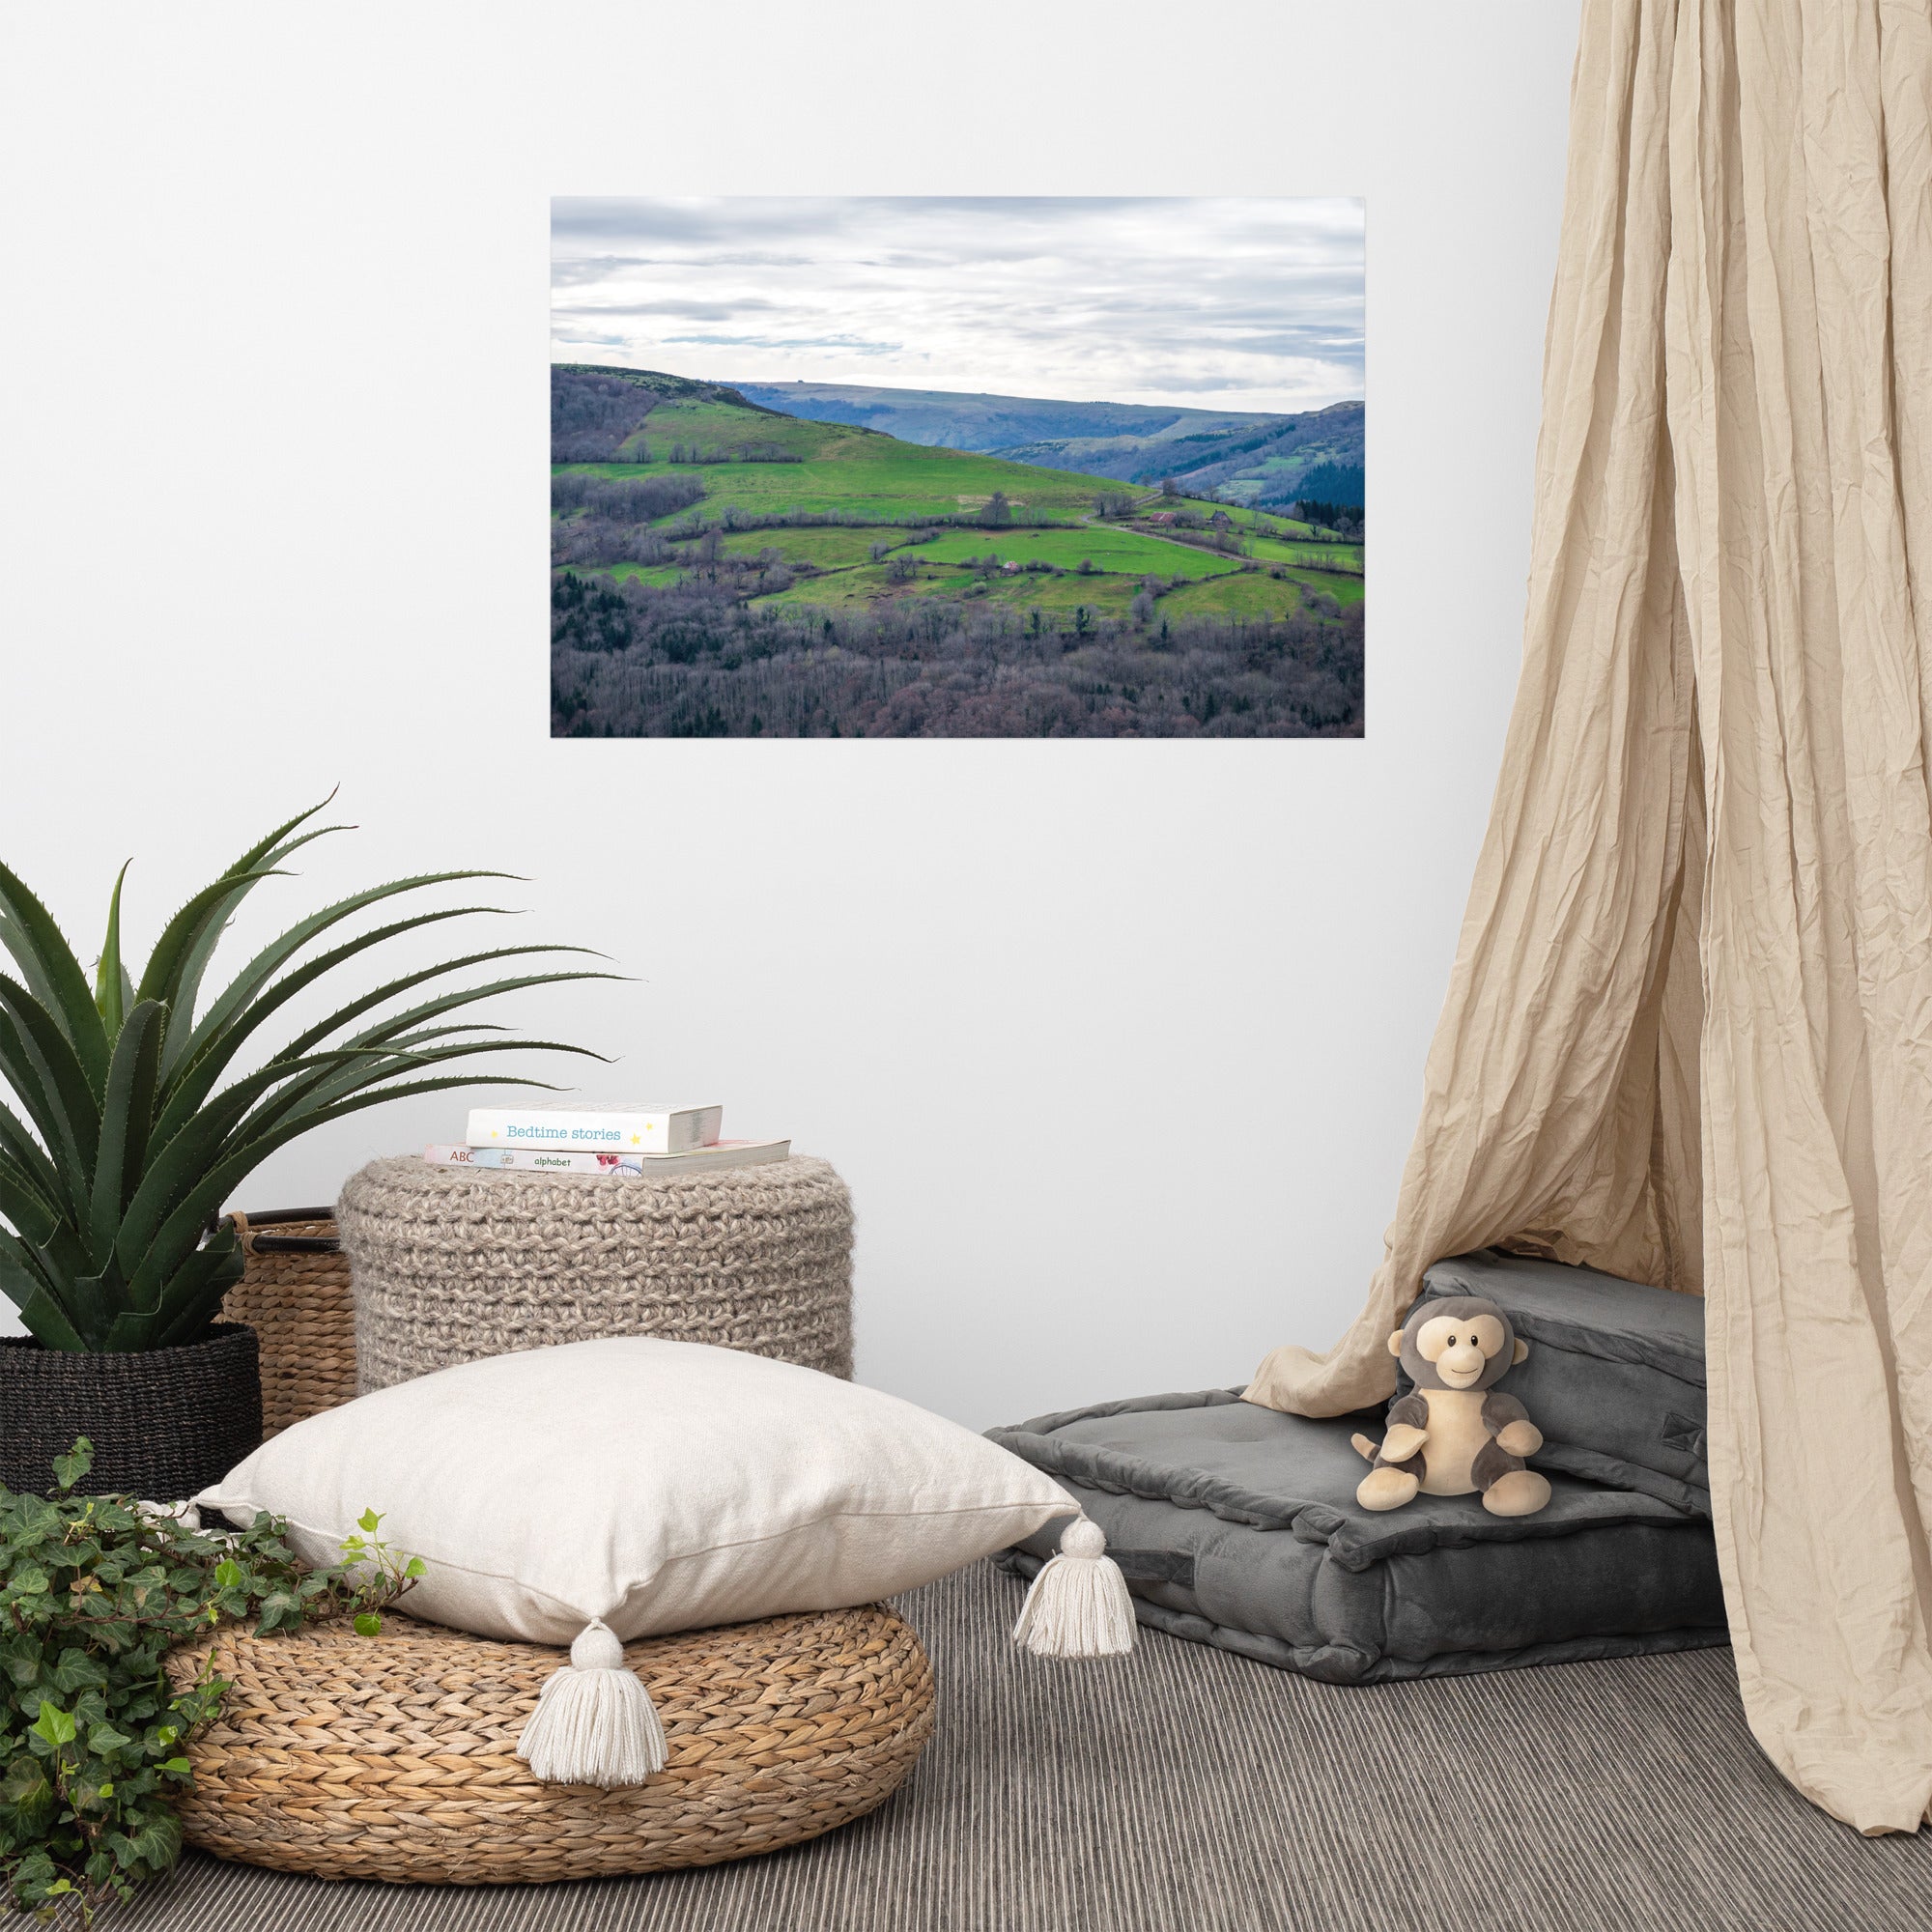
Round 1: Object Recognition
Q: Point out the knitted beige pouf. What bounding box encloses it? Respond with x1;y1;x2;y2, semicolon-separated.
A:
336;1155;854;1392
168;1603;933;1884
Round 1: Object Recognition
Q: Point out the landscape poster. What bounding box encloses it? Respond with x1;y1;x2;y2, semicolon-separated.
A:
551;197;1364;738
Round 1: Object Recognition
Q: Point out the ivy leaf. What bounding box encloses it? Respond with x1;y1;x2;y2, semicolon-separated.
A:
50;1647;108;1694
211;1558;243;1589
253;1587;299;1628
50;1438;93;1492
156;1757;192;1776
31;1701;76;1748
11;1851;58;1896
353;1611;383;1637
88;1721;134;1754
356;1508;383;1534
0;1757;50;1806
1;1641;43;1688
404;1556;426;1579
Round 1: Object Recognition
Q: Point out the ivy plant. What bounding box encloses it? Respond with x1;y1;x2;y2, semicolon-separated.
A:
0;1441;418;1923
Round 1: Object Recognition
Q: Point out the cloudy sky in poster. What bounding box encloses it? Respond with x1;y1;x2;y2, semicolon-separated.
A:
552;197;1364;413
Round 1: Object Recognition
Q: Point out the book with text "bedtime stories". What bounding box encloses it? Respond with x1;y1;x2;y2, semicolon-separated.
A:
464;1104;724;1152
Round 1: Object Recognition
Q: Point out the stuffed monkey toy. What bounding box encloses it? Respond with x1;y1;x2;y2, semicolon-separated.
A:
1350;1294;1551;1517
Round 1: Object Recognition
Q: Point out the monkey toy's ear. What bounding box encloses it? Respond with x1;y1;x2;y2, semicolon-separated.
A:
1388;1330;1406;1356
1513;1339;1529;1365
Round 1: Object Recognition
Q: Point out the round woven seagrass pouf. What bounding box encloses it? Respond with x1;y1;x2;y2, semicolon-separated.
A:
336;1154;854;1392
168;1603;934;1884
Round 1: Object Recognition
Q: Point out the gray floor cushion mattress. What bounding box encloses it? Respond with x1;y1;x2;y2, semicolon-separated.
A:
991;1390;1726;1683
1419;1248;1710;1514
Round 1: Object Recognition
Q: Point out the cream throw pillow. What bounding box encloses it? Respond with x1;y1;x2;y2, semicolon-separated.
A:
197;1336;1081;1646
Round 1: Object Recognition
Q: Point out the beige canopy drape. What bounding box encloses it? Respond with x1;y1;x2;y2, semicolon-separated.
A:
1248;0;1932;1835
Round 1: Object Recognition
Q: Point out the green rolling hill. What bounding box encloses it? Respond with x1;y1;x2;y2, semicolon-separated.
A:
551;365;1363;739
726;378;1364;510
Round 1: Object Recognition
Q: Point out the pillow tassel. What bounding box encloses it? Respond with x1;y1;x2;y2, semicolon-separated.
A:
516;1619;668;1785
1011;1517;1136;1659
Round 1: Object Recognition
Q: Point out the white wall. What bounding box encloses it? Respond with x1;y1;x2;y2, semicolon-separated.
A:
0;1;1579;1427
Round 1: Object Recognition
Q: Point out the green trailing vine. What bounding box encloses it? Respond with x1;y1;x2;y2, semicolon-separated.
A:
0;1441;418;1923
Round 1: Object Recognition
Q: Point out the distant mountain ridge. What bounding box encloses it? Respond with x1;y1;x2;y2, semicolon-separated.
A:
725;379;1361;509
726;380;1283;449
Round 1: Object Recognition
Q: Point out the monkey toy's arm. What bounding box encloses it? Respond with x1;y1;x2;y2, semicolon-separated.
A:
1378;1392;1430;1465
1483;1391;1543;1461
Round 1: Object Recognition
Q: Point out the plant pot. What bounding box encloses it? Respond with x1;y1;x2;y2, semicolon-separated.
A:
0;1323;263;1501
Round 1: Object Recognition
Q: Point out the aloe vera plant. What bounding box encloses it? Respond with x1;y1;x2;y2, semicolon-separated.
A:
0;801;611;1352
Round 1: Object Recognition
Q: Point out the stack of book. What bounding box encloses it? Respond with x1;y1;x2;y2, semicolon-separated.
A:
424;1104;789;1177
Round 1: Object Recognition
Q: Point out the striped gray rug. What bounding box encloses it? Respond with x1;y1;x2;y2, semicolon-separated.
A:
128;1561;1931;1932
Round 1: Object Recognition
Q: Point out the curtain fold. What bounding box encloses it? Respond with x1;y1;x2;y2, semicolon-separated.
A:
1247;0;1932;1833
1247;0;1701;1421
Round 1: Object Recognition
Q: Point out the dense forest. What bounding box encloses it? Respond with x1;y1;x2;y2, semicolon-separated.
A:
553;568;1363;737
551;365;1365;739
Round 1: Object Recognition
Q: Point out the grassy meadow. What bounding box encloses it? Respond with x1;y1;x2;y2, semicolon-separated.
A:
560;398;1118;521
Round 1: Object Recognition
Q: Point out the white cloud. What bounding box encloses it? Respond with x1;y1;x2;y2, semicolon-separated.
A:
551;197;1364;413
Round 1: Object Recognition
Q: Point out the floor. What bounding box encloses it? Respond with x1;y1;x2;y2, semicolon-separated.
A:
128;1560;1932;1932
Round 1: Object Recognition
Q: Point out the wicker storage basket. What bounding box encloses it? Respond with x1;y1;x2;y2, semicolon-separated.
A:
220;1208;358;1437
169;1602;933;1884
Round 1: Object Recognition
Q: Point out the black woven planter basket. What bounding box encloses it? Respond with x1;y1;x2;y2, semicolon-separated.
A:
0;1323;263;1501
